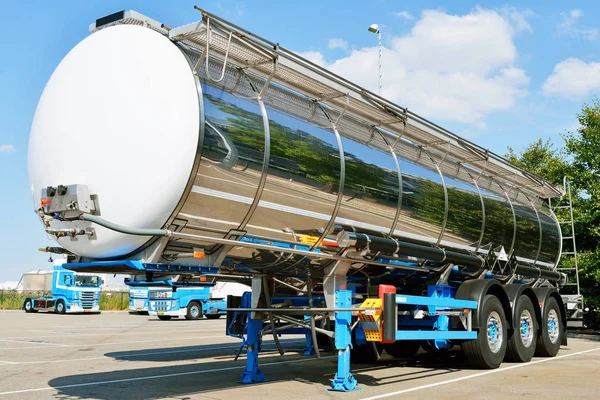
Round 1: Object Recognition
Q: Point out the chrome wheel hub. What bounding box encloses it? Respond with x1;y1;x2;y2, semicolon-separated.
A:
487;311;503;353
519;309;534;347
547;309;559;344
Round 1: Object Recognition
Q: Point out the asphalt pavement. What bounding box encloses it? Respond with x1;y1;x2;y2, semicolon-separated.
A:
0;311;598;399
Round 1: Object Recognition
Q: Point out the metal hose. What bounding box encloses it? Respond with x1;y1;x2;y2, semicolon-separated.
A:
80;214;171;237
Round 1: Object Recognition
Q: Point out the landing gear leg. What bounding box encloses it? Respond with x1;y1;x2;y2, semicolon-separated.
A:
238;318;265;384
329;289;359;392
239;275;271;384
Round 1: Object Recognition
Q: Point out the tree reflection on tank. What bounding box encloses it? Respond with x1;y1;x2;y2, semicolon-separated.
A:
176;79;560;270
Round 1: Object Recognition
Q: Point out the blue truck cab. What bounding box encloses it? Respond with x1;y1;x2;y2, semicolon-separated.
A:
127;279;227;321
23;265;101;313
128;286;150;313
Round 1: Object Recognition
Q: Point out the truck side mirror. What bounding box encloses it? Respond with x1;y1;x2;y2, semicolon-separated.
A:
64;275;73;286
98;278;103;287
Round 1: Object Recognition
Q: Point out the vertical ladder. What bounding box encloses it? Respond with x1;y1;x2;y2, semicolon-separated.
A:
550;178;584;327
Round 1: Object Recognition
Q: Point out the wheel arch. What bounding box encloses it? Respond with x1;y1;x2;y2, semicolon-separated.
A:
532;287;567;332
503;284;542;334
456;279;512;330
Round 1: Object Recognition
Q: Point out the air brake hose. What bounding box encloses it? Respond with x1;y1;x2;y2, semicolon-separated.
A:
80;214;171;237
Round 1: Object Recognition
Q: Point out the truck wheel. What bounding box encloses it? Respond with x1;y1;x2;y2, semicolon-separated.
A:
158;315;172;320
535;297;563;357
55;300;66;314
384;341;420;358
24;299;34;313
462;294;507;369
506;295;537;362
185;301;202;320
205;314;221;319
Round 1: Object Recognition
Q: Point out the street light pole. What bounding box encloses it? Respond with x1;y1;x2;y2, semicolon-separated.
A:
368;24;382;96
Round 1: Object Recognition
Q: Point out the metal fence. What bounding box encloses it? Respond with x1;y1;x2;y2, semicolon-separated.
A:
0;290;130;311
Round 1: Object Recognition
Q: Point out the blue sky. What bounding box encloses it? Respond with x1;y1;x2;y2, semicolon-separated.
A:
1;1;599;281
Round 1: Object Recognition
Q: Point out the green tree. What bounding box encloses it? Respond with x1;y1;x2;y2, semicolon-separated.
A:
506;138;568;185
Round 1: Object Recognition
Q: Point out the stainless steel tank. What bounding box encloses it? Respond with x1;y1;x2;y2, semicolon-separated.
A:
170;68;561;271
30;12;563;276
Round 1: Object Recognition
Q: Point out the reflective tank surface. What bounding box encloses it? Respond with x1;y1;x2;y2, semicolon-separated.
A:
28;21;562;272
176;76;561;270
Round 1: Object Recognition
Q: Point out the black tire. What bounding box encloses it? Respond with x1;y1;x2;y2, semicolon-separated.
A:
185;301;202;320
23;298;34;313
535;297;563;357
55;300;66;314
205;314;221;319
506;295;537;362
384;341;420;358
157;315;172;320
462;294;507;369
351;329;382;363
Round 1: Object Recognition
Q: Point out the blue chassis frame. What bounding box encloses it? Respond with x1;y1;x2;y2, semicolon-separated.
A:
63;260;479;392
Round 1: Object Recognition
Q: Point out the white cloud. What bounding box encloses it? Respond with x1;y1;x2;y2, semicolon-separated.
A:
0;144;15;152
542;58;600;100
558;9;599;41
328;38;348;50
393;11;414;21
296;50;326;68
499;6;533;33
303;8;530;125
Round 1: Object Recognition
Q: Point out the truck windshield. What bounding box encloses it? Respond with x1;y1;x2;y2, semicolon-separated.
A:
75;276;99;287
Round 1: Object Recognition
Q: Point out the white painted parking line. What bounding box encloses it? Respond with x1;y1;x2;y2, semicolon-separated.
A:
0;340;67;347
0;340;304;366
360;346;600;400
0;328;222;341
0;335;230;351
0;354;334;395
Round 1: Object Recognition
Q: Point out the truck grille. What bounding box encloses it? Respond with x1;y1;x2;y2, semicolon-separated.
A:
134;299;146;310
80;292;96;309
152;301;172;311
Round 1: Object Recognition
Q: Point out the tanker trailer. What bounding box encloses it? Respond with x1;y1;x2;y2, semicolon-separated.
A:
28;9;568;391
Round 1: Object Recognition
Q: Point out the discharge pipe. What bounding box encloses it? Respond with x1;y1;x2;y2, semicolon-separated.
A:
336;231;484;271
336;230;566;283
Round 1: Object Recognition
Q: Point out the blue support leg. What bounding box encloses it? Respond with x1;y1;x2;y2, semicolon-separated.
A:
303;315;316;356
303;332;315;356
329;290;359;392
239;318;266;384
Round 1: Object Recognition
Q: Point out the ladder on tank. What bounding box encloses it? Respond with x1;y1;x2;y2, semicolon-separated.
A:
550;178;584;328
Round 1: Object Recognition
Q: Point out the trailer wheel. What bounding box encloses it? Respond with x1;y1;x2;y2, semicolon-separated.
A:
462;294;507;369
535;297;563;357
384;341;420;358
185;301;202;320
506;295;537;362
157;315;172;320
23;299;35;313
205;314;221;319
55;300;66;314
